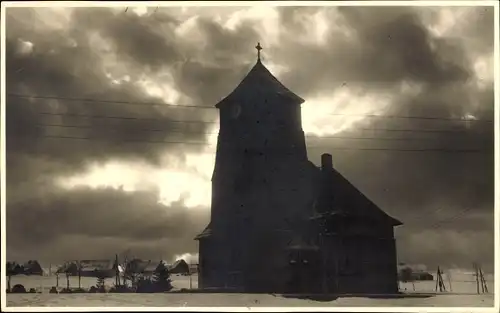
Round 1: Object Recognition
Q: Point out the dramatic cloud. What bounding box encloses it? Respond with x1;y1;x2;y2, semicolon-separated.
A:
6;185;208;262
5;5;495;270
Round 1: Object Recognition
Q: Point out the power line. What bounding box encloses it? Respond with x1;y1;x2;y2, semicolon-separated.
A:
8;93;493;123
328;112;492;123
27;134;489;154
39;111;215;124
36;112;487;135
9;94;214;110
36;123;448;142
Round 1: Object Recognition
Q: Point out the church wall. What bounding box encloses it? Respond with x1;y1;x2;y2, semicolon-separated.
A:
197;239;208;288
206;155;318;292
198;235;238;290
198;238;231;289
245;228;299;290
321;223;399;294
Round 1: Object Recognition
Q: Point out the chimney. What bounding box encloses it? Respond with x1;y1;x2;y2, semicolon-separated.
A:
321;153;333;171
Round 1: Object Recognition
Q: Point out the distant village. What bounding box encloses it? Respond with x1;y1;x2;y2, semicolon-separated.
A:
5;257;199;294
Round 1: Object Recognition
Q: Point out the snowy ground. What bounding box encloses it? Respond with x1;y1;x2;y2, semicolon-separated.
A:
5;292;494;308
5;274;495;308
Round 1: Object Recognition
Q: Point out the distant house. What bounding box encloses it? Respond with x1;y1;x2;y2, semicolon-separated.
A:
412;271;434;281
397;263;434;281
168;259;190;274
124;259;176;277
55;259;116;278
22;260;43;276
126;259;156;276
79;259;116;278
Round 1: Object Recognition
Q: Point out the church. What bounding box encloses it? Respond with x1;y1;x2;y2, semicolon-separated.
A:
195;43;403;294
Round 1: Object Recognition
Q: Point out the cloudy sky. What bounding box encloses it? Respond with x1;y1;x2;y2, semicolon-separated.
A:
4;4;495;270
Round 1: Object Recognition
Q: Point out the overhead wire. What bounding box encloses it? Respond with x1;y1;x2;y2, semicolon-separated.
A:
35;123;464;142
7;93;493;123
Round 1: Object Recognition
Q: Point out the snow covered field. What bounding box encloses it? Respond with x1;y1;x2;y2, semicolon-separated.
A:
5;292;494;308
5;273;495;307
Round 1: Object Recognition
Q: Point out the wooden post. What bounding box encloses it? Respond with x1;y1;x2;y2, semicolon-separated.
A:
482;270;488;293
78;262;82;289
439;271;446;291
447;270;453;292
189;266;193;290
478;265;488;293
435;266;445;292
435;267;439;292
473;263;480;294
188;261;192;290
480;267;485;293
115;254;120;286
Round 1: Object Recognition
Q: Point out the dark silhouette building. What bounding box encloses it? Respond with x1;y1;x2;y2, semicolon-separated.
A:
169;259;190;275
195;43;402;294
22;260;43;276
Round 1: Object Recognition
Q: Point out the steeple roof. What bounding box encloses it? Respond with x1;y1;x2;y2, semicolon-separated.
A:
215;44;304;108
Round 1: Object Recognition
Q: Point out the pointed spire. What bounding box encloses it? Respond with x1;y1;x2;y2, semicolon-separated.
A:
255;42;262;61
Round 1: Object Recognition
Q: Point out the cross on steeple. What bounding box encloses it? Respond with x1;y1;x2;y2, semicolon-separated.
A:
255;42;262;61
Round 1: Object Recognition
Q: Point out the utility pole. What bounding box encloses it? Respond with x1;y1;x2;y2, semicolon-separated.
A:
66;271;70;290
480;267;485;293
78;261;82;289
447;269;453;292
474;263;489;294
435;266;446;292
115;254;120;286
189;262;193;290
479;267;488;293
473;263;480;294
435;267;439;292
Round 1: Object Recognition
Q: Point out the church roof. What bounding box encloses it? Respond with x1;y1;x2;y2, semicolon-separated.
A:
215;44;304;108
310;162;402;226
194;223;212;240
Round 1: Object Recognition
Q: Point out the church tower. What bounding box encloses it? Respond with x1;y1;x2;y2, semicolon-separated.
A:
196;44;316;292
